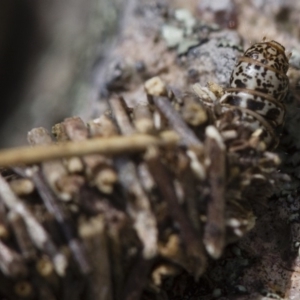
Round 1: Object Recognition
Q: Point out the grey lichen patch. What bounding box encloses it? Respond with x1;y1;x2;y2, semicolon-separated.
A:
174;9;196;34
184;31;242;86
161;8;223;56
161;25;185;48
177;38;201;55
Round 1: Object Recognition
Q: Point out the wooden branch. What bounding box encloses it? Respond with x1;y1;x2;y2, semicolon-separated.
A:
0;131;179;167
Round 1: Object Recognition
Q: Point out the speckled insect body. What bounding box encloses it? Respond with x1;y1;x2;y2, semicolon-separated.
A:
219;40;290;148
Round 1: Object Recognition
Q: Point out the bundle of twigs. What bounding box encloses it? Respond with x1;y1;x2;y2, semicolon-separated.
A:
0;76;283;300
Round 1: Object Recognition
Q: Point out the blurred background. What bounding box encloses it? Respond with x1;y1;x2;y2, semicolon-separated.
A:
0;0;299;147
0;0;123;147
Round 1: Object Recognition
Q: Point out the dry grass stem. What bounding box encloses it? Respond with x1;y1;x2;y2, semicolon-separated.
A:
0;131;179;167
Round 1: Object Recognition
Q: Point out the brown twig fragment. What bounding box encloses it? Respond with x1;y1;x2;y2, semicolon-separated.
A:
109;93;159;260
203;126;226;259
28;127;71;201
14;166;91;275
0;131;179;167
79;215;113;300
35;256;60;291
0;238;28;278
145;147;206;278
145;77;203;148
9;178;35;196
152;96;203;148
8;210;37;260
60;117;118;194
87;115;119;138
109;95;136;136
115;158;158;259
133;104;155;134
33;171;91;274
176;151;202;232
180;93;208;127
0;197;9;239
0;174;68;276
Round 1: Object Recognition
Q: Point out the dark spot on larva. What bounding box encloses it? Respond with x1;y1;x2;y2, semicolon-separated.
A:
234;79;246;88
255;87;269;94
250;52;259;60
274;63;280;70
226;95;242;107
254;65;261;70
261;69;267;77
245;64;252;71
261;59;268;64
265;108;280;120
246;99;265;111
257;79;262;86
262;82;274;89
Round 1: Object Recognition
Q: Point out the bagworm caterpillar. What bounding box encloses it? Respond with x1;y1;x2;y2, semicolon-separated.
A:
220;40;290;148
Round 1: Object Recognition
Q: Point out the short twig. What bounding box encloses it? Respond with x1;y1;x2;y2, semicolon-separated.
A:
108;95;136;135
8;210;37;260
203;126;226;259
152;96;203;148
0;238;28;278
32;170;91;275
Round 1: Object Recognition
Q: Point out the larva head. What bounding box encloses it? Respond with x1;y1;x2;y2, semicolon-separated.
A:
243;40;289;74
